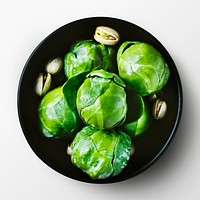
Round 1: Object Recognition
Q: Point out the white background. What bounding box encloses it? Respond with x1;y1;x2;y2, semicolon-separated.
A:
0;0;199;199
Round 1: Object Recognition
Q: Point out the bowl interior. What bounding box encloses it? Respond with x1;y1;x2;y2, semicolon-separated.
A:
18;17;182;183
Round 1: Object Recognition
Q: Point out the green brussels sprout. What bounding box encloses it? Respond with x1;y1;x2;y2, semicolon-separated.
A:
64;40;116;78
117;41;170;96
76;69;127;130
70;126;132;179
38;86;82;138
122;97;150;137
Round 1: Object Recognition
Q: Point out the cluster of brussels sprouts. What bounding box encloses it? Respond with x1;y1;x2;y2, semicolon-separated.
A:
37;26;170;180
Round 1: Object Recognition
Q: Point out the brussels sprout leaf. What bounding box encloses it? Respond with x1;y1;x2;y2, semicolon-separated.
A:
124;90;144;124
62;71;90;112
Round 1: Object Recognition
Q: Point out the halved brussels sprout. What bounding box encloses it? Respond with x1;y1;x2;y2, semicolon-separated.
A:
69;126;132;179
76;69;127;130
64;40;116;78
38;86;82;138
117;41;170;96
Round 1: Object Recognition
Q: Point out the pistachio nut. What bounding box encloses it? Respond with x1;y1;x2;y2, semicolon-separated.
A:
130;144;135;156
35;72;51;96
94;26;119;46
67;145;72;156
152;99;167;120
46;57;63;75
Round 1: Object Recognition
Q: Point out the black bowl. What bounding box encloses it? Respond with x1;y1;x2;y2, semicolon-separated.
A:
17;17;182;183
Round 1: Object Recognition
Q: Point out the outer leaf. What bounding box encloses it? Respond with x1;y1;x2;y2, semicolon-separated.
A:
121;100;150;137
62;71;90;112
117;41;140;63
77;76;111;113
112;129;131;176
88;69;126;87
125;90;144;124
80;81;127;129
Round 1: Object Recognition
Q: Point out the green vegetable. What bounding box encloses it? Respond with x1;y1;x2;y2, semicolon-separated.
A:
64;40;116;78
122;96;150;137
76;69;127;130
62;71;90;112
117;41;170;96
38;86;82;138
70;126;132;179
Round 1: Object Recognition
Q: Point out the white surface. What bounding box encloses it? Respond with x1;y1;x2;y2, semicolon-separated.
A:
0;0;199;199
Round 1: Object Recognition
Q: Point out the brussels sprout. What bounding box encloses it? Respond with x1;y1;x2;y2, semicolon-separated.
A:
70;126;132;179
38;86;82;138
117;41;170;96
64;40;116;78
122;98;150;137
76;69;127;130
